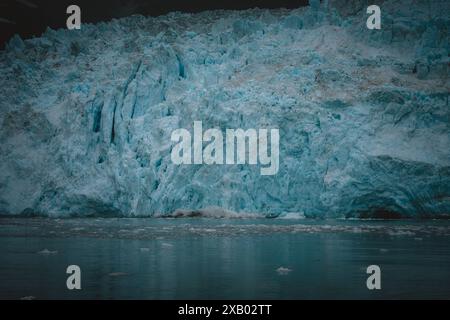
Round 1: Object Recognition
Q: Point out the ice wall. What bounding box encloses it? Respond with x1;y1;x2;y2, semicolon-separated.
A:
0;0;449;217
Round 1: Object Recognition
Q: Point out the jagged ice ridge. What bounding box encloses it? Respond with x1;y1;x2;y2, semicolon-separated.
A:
0;0;449;218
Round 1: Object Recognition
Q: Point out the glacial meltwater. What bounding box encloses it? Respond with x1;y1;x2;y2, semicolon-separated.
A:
1;217;450;299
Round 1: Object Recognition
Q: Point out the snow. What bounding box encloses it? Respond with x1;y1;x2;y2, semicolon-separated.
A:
0;0;448;218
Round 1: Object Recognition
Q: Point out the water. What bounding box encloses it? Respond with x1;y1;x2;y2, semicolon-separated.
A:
0;218;450;299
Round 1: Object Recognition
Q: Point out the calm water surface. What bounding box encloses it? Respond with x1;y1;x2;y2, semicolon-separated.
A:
0;218;449;299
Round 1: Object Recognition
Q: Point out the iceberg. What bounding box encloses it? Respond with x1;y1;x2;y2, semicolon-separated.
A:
0;0;448;218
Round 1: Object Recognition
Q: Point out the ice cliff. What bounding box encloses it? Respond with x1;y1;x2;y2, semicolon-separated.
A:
0;0;449;218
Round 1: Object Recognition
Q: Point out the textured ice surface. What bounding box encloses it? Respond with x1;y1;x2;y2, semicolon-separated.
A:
0;0;449;217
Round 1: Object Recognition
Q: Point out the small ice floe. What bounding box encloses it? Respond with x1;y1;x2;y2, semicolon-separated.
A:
414;237;423;241
37;249;58;255
108;272;128;277
276;267;292;275
379;248;389;253
20;296;36;300
387;230;415;236
161;242;174;248
140;247;150;252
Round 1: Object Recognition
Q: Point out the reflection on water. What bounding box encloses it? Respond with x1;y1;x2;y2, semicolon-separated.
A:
0;218;450;299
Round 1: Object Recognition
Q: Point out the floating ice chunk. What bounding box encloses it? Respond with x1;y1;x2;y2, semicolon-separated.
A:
108;272;128;277
37;249;58;255
161;242;174;247
387;230;416;236
70;227;85;232
276;267;292;275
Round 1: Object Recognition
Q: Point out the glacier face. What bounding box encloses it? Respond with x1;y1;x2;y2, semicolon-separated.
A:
0;0;449;218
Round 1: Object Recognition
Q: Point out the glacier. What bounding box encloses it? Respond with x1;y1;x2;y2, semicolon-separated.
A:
0;0;448;218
